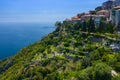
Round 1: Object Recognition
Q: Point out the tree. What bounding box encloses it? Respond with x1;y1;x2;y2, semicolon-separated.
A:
77;67;93;80
90;18;95;32
95;6;102;11
106;22;109;32
94;63;112;80
82;21;87;32
98;18;106;33
113;25;117;33
55;21;62;28
105;21;115;33
112;75;120;80
81;57;91;68
73;22;82;30
114;62;120;72
87;17;95;32
55;21;62;32
90;52;101;61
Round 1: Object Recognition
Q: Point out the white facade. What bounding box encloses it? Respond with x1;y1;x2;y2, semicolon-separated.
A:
111;8;120;31
115;9;120;25
111;10;116;25
111;9;120;26
111;7;120;26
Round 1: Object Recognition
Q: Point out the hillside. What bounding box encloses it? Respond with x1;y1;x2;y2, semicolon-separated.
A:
0;22;120;80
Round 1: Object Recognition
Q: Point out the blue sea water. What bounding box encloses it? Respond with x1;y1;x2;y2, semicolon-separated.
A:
0;23;55;59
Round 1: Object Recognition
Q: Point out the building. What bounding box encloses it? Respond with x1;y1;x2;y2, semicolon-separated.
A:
71;16;81;23
80;14;106;27
71;16;80;20
63;16;81;24
95;6;103;11
63;18;72;24
96;10;110;20
116;0;120;6
111;6;120;26
102;0;115;10
81;14;94;21
116;9;120;25
94;15;106;26
77;13;86;18
111;6;120;31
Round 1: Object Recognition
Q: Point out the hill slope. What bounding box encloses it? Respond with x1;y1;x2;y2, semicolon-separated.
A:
0;23;120;80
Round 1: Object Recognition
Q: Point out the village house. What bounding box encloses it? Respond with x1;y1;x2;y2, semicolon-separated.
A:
94;15;106;26
80;14;93;21
77;13;86;18
116;0;120;6
96;10;110;20
102;0;115;10
63;16;81;24
71;16;81;23
64;12;108;26
63;18;72;24
63;0;120;29
111;6;120;27
77;14;107;27
95;6;103;11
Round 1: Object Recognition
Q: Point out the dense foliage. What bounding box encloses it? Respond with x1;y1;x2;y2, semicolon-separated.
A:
0;21;120;80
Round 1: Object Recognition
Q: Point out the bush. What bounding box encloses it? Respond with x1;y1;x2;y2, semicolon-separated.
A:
94;63;112;80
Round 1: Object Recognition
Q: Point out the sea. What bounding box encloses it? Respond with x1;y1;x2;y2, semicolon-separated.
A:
0;22;55;60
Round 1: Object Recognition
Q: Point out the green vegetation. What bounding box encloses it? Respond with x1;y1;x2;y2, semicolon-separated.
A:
0;21;120;80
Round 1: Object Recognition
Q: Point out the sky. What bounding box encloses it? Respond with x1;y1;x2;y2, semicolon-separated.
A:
0;0;107;23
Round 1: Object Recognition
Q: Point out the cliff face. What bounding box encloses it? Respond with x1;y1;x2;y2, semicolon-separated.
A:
0;23;120;80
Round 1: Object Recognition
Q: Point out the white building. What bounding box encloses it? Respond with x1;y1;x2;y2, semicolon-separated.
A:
115;9;120;25
111;6;120;26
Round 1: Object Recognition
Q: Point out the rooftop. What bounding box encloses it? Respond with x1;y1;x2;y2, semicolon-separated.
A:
97;10;109;13
112;6;120;9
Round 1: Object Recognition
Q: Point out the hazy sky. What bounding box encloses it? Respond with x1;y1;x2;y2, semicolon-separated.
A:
0;0;106;23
